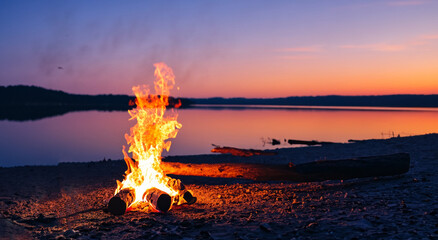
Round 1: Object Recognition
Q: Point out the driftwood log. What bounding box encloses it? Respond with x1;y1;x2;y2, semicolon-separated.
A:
162;153;410;182
211;145;277;157
287;139;336;146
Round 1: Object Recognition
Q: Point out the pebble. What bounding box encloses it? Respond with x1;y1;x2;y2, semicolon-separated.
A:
260;223;272;232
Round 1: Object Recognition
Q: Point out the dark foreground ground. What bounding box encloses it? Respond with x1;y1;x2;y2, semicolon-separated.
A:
1;134;438;239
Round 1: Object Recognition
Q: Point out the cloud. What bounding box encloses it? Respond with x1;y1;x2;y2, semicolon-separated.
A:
275;45;323;53
340;32;438;53
274;45;322;60
407;33;438;46
420;34;438;40
336;1;427;10
340;43;406;52
387;0;429;6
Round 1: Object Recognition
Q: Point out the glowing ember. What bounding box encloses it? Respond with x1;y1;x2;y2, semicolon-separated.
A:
114;62;185;212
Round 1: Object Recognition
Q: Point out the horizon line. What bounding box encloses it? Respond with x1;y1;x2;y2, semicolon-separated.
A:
2;84;438;99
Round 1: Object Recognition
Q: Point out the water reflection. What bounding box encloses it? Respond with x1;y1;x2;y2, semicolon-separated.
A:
0;107;437;167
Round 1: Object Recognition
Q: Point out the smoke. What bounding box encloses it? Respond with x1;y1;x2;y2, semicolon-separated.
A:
29;1;228;95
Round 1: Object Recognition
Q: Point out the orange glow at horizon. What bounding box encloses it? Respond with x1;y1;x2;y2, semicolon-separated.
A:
174;46;438;98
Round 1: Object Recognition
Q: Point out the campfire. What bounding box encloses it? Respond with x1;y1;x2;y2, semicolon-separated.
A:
108;63;195;215
105;63;411;216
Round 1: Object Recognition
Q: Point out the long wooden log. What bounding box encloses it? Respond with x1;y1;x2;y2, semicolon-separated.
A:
211;145;277;157
162;153;410;182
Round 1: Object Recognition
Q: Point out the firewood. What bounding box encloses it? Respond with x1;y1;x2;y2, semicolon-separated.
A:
108;188;135;215
142;188;172;213
164;178;197;205
162;153;410;181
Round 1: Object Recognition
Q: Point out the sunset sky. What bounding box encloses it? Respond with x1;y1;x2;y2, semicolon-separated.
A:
1;0;437;98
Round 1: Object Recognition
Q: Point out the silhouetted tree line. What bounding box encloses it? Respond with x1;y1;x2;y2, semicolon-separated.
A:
191;95;438;108
1;85;437;121
0;85;191;121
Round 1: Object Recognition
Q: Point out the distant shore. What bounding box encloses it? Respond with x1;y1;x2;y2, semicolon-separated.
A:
2;85;438;109
1;85;438;121
191;94;438;108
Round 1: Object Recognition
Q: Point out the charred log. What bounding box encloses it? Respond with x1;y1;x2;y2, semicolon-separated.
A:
182;191;197;205
162;153;410;181
287;139;336;146
271;138;281;145
108;188;135;215
164;178;197;205
348;139;368;143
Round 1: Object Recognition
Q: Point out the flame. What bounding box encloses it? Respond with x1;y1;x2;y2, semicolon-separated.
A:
115;62;182;208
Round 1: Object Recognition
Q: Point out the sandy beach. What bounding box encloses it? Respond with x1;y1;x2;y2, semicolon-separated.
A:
1;133;437;239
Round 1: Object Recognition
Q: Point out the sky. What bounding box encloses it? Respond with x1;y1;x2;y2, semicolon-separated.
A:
0;0;437;98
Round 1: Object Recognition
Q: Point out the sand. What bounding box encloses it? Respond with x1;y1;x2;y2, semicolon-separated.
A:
1;133;437;239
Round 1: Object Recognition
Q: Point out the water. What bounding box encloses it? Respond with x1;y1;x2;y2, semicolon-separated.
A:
1;106;438;167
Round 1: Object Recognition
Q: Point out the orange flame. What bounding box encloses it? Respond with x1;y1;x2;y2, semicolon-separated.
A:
115;62;182;208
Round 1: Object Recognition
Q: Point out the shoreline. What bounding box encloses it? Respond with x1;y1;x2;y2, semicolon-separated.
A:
2;133;437;169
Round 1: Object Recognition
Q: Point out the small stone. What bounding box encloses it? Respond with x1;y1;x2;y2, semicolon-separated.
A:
193;218;206;228
233;232;244;240
180;219;191;228
306;222;318;228
400;200;407;208
64;229;79;237
196;230;213;240
260;223;272;232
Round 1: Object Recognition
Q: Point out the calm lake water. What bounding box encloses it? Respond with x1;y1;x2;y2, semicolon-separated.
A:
1;106;438;167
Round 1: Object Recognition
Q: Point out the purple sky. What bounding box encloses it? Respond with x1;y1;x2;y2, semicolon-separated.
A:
1;0;437;97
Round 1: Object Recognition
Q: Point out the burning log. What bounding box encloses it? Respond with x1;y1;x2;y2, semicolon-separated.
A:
165;178;197;205
211;145;277;157
108;188;135;215
143;188;172;213
162;153;410;181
